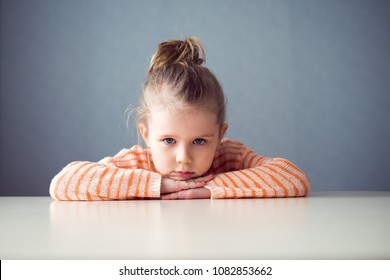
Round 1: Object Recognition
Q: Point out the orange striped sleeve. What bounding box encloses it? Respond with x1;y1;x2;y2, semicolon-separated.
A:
231;171;254;197
96;168;110;200
274;159;310;196
247;168;277;197
49;146;162;201
206;139;310;199
115;170;126;200
85;168;99;200
264;165;299;196
74;163;96;200
219;173;239;198
133;170;143;198
50;161;82;200
106;168;120;199
125;171;135;198
234;170;264;197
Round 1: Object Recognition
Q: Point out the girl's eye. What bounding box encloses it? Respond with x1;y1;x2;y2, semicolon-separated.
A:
193;138;206;145
163;138;176;145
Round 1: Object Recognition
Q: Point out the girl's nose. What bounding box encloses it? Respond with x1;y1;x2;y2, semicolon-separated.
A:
176;147;192;164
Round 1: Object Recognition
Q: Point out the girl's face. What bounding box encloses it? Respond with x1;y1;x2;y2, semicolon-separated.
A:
139;107;228;180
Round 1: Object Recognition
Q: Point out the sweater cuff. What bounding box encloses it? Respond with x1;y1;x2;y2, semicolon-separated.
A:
146;172;162;198
204;185;227;199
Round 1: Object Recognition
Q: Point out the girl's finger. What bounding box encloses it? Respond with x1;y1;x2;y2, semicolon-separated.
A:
193;173;214;182
179;179;205;190
161;188;211;200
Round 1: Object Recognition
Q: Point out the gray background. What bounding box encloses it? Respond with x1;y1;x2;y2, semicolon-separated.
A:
1;0;389;196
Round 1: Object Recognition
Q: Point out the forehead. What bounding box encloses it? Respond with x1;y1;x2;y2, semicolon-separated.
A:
148;108;219;137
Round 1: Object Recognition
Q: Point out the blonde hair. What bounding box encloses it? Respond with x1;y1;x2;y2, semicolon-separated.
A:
135;36;226;128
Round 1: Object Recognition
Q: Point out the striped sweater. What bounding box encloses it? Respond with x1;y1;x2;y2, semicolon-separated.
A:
50;138;310;200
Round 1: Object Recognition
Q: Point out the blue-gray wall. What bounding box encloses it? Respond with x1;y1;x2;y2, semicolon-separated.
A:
1;0;389;195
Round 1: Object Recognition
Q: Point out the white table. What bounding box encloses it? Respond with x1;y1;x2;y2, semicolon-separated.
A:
1;192;389;259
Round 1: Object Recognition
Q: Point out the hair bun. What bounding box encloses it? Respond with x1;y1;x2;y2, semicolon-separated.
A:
148;36;206;76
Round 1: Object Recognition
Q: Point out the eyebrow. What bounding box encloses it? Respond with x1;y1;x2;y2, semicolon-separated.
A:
158;134;216;138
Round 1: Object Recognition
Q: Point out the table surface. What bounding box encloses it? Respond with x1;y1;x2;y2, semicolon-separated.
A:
1;192;389;259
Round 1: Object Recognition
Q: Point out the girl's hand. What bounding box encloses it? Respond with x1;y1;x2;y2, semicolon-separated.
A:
161;187;211;200
160;173;213;200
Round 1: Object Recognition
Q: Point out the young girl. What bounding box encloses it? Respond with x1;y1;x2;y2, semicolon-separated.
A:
50;36;310;200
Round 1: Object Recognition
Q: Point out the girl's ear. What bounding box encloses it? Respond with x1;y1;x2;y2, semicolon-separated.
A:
219;123;229;140
138;123;150;147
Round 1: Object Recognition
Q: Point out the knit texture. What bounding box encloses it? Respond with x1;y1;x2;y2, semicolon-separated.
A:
50;138;310;200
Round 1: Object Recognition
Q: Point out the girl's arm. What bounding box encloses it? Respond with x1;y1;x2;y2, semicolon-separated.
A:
49;147;162;201
205;139;310;199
